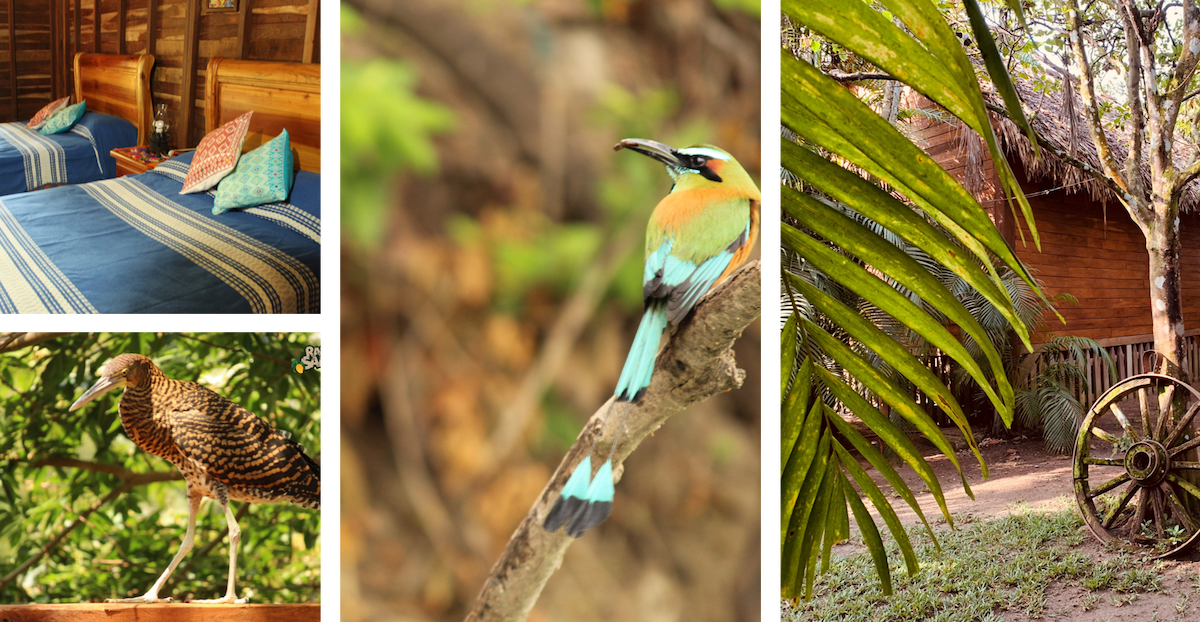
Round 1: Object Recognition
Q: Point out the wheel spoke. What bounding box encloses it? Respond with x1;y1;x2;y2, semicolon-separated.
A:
1155;384;1177;441
1172;461;1200;470
1109;404;1140;441
1103;483;1139;529
1142;389;1152;439
1091;472;1132;498
1167;473;1200;503
1084;457;1123;466
1165;402;1200;449
1152;487;1166;539
1091;426;1121;445
1169;434;1200;458
1162;482;1200;535
1130;488;1150;540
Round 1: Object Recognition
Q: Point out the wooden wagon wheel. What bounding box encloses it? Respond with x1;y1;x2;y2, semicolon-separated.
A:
1075;373;1200;557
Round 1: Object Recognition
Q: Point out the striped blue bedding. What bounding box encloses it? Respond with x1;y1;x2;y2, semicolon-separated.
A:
0;111;138;194
0;150;320;313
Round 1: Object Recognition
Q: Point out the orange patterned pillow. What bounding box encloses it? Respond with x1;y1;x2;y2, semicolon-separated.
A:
26;96;70;130
180;111;254;194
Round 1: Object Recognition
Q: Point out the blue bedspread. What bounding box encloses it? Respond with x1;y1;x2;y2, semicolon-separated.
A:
0;151;320;313
0;112;138;194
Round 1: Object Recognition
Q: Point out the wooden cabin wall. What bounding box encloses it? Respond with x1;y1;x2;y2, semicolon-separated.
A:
905;89;1200;347
0;0;319;147
1009;167;1200;343
0;0;57;121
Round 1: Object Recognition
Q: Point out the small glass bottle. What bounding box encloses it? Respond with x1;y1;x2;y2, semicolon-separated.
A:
149;103;171;156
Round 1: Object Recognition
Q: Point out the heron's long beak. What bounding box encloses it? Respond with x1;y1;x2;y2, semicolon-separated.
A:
70;375;125;411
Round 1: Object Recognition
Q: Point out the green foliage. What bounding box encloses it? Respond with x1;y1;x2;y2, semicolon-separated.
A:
590;86;682;175
447;214;606;313
784;505;1167;622
0;333;321;603
1014;334;1116;454
782;0;1051;601
710;0;760;17
499;224;603;308
341;8;456;250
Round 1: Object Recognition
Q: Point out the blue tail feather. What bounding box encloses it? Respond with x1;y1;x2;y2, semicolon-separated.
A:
549;298;660;537
614;301;668;402
543;456;592;532
564;459;614;537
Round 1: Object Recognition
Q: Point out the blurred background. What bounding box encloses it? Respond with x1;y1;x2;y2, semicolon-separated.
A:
339;0;761;621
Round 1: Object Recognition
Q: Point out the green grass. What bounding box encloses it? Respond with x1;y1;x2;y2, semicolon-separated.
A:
783;502;1168;622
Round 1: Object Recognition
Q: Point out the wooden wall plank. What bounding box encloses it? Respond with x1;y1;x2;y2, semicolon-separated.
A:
2;0;316;133
910;89;1200;348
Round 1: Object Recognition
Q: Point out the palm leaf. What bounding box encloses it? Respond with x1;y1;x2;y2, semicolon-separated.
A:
781;0;1054;601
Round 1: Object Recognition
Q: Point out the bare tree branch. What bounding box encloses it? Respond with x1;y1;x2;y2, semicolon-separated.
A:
464;261;760;622
0;332;71;353
30;457;183;486
1067;0;1136;203
828;70;899;82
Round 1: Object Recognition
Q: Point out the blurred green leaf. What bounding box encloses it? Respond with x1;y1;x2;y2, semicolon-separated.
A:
341;37;456;250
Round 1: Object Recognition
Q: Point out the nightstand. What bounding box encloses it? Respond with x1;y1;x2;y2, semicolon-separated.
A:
111;146;178;177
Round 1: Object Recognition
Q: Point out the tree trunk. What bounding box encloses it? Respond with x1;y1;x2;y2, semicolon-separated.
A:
1146;201;1200;517
1146;210;1188;381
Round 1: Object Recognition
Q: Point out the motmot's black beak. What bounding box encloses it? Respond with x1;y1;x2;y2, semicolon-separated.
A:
614;138;722;183
614;138;683;167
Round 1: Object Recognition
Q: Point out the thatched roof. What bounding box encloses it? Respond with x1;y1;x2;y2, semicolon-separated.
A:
984;75;1200;211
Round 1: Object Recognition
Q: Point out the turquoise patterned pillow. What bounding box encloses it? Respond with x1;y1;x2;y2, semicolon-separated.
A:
39;100;87;135
212;129;295;213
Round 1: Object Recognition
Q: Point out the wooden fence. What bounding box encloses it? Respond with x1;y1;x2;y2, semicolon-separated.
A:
1027;330;1200;409
888;330;1200;429
833;331;1200;437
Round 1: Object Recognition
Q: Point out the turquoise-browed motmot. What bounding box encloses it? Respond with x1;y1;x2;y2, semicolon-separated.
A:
543;139;761;537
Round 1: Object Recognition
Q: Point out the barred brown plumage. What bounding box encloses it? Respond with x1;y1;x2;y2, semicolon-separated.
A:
69;352;320;604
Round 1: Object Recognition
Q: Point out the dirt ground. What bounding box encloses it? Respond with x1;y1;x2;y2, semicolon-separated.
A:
846;434;1200;621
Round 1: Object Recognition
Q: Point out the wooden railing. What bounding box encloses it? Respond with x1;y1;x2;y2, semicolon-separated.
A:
1028;330;1200;408
901;330;1200;429
838;330;1200;436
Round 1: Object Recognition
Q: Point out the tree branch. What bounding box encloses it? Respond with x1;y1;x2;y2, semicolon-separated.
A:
463;261;761;622
985;101;1129;199
30;457;183;486
1067;0;1134;197
0;332;70;353
1121;0;1147;202
828;70;899;82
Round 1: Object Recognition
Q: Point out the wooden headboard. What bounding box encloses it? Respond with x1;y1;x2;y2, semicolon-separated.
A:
73;52;155;145
204;58;321;174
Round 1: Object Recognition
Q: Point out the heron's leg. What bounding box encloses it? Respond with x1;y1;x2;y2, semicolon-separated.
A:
189;499;246;604
106;484;202;603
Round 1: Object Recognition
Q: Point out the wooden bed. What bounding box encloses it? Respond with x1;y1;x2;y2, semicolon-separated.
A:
204;58;321;174
72;52;155;145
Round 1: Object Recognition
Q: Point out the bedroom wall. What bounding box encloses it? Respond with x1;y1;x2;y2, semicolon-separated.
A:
0;0;57;121
0;0;319;147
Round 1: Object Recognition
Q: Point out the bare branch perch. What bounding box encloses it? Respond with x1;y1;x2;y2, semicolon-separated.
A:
464;261;761;622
